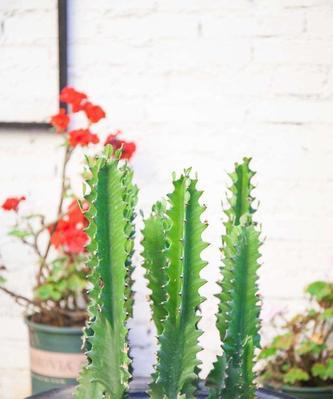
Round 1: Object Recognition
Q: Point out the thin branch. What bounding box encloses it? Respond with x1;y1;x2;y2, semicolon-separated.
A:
0;285;35;307
36;145;72;286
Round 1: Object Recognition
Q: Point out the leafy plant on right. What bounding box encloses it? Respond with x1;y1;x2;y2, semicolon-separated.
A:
259;281;333;387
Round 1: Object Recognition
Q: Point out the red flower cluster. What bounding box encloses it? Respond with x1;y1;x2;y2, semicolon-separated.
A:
82;102;105;123
1;196;26;212
60;87;87;112
50;200;89;254
105;130;136;160
50;87;107;147
50;108;70;132
59;87;106;123
50;87;136;154
69;129;99;147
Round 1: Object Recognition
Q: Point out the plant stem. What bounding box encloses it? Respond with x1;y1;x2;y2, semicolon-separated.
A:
36;145;72;287
0;285;35;306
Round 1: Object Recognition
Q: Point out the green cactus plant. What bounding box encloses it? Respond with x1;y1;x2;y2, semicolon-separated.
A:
207;158;261;399
75;154;262;399
74;145;138;399
146;172;208;399
141;201;169;336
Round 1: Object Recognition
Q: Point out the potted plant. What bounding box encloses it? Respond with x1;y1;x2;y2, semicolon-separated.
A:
259;281;333;398
0;87;136;395
26;153;295;398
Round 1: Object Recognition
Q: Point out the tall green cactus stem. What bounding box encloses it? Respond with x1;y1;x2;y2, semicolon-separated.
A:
208;158;261;399
220;225;261;399
149;173;208;398
142;201;169;336
74;146;138;399
224;157;256;232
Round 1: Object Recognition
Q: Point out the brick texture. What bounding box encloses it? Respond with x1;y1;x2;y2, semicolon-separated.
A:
1;1;333;398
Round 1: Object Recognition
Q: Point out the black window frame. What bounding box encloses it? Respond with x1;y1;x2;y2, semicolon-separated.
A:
0;0;68;130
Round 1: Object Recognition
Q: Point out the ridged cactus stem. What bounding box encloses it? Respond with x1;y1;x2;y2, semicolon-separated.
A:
148;173;208;399
207;158;261;399
74;146;138;399
142;201;169;336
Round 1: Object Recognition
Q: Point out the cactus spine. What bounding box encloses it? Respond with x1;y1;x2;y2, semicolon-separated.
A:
207;158;261;399
74;145;138;399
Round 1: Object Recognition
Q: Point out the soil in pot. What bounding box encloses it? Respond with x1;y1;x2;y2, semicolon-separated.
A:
25;385;297;399
26;318;85;395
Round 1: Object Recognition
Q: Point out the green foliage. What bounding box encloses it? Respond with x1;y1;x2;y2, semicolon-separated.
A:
34;257;87;302
147;173;208;398
207;158;261;399
75;146;138;399
283;368;309;385
271;333;294;351
8;229;31;239
312;360;333;380
306;281;333;306
259;280;333;387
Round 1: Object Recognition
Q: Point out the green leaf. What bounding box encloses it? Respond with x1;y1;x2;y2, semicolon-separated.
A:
48;258;67;282
306;281;333;302
75;147;137;398
283;368;309;384
35;284;61;301
150;176;207;398
296;340;326;356
8;229;31;239
323;359;333;379
312;363;327;379
320;308;333;320
142;201;168;336
0;276;6;285
259;346;277;359
272;333;294;350
67;274;86;293
312;359;333;380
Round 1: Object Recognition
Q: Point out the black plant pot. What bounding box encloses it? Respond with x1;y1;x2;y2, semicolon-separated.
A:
25;385;297;399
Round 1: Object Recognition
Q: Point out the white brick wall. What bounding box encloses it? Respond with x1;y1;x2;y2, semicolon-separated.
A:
0;0;59;122
1;1;333;397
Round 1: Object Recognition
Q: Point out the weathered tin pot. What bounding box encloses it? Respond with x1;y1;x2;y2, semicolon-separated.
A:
25;385;297;399
26;318;85;395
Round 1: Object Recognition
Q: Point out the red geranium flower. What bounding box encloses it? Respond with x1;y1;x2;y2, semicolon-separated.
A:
60;87;87;112
83;102;106;123
1;196;26;212
68;129;99;147
50;108;70;132
50;200;89;254
67;200;88;226
105;130;136;160
50;221;88;254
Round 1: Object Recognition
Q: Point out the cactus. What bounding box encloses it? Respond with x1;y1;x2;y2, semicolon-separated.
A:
142;201;169;336
75;154;263;399
147;172;208;399
74;145;138;399
207;158;261;399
